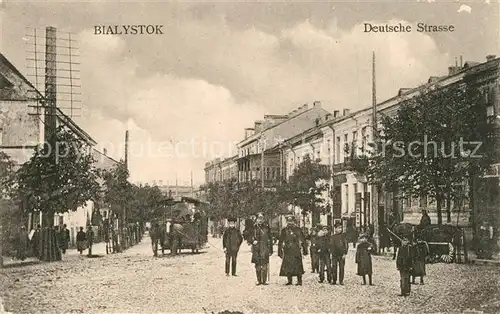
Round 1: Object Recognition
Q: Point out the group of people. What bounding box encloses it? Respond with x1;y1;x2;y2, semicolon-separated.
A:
221;212;431;297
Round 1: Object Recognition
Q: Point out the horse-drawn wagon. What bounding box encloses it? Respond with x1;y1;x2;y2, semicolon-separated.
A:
150;197;208;256
388;223;465;263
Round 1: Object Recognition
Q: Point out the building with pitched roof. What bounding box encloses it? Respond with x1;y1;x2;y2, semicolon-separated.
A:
0;52;119;246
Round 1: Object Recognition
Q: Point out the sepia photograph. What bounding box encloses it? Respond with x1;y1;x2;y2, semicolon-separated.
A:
0;0;499;313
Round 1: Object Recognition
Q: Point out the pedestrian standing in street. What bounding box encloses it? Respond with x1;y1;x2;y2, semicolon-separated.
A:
87;225;94;257
396;235;414;296
315;224;332;284
248;213;273;285
223;217;243;276
76;227;86;255
59;224;70;254
278;216;307;286
309;226;319;273
330;221;348;285
411;236;429;285
355;233;374;285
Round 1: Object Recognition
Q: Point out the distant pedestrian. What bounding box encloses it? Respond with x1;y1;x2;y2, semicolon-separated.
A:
355;233;374;285
309;226;319;273
76;227;86;255
248;212;273;285
411;238;429;285
59;224;70;254
330;221;348;285
278;216;307;286
396;236;414;297
419;210;431;229
223;217;243;276
87;225;94;256
31;224;41;258
315;225;331;284
477;221;494;259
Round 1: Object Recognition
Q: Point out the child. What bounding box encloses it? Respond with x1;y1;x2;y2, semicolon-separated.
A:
330;221;348;285
316;225;332;283
355;233;374;285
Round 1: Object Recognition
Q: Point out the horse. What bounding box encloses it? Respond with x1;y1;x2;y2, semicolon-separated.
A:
150;222;166;257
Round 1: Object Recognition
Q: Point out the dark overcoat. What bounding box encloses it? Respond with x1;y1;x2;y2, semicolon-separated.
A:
396;242;414;272
355;240;373;276
248;223;273;265
223;227;243;253
411;241;429;277
278;226;307;277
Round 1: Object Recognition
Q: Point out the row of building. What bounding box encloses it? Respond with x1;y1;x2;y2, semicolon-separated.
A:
0;52;120;246
205;54;500;244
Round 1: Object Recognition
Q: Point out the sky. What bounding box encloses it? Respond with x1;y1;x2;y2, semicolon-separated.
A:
1;0;499;186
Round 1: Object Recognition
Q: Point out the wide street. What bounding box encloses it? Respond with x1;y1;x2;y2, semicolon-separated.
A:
1;233;499;313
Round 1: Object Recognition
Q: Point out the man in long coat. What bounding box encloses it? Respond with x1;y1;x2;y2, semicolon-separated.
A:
278;216;307;285
247;213;273;285
223;217;243;276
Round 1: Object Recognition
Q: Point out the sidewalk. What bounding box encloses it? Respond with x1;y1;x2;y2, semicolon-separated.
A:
1;256;40;268
66;241;108;257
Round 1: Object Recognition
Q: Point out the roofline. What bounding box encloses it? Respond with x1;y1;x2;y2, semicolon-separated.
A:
92;148;119;164
56;108;97;146
0;53;44;100
237;106;324;148
317;57;500;129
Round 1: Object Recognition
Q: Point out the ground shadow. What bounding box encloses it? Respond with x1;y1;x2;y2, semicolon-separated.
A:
154;251;208;258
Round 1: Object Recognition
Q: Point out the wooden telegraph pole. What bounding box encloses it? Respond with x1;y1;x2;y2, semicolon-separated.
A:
371;51;381;252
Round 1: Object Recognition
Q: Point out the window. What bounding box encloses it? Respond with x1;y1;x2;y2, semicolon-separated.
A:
316;149;320;161
361;127;367;152
343;134;349;159
336;136;340;163
327;139;331;165
345;184;349;213
0;128;3;145
353;130;358;154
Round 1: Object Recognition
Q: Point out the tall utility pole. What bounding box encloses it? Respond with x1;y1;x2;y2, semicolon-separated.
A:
44;26;57;228
124;130;129;170
371;51;380;252
260;136;265;189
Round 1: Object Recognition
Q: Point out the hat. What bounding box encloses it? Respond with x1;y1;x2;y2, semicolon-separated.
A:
286;215;296;222
228;217;237;222
334;221;342;228
321;225;329;230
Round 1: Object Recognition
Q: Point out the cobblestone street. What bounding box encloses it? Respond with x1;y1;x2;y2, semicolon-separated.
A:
1;234;499;313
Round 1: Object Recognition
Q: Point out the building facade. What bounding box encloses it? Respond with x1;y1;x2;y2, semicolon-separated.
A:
0;52;120;246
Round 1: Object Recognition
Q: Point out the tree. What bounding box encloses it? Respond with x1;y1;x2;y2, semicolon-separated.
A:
364;83;494;225
0;152;21;263
16;125;102;227
282;154;331;225
101;161;133;223
129;184;164;223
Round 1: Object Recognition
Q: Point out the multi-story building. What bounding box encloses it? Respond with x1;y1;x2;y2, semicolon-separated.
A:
280;55;500;248
204;155;238;184
236;101;330;188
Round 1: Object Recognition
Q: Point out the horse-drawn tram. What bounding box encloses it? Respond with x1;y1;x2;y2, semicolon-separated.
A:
149;196;209;256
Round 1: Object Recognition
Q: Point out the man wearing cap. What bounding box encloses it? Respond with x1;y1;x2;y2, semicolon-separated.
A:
330;221;348;285
278;215;307;285
247;212;273;285
316;224;332;283
223;217;243;276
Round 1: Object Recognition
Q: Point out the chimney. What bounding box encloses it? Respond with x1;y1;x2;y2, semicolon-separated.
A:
486;55;497;62
254;121;263;133
103;148;107;155
448;66;459;76
343;109;350;116
244;128;254;139
313;101;321;108
334;110;340;118
460;55;463;67
325;113;332;121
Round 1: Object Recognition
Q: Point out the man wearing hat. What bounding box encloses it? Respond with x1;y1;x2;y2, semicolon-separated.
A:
223;217;243;276
316;224;332;283
247;212;274;285
278;215;307;285
330;221;348;285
